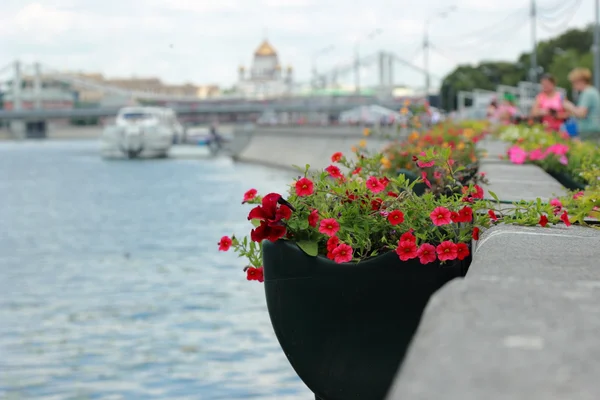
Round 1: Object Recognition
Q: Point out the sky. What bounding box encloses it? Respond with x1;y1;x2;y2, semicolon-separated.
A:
0;0;595;90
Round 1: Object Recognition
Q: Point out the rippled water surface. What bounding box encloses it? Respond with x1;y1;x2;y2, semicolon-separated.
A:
0;140;310;399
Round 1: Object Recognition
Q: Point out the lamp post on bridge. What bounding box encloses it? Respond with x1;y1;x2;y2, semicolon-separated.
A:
312;45;335;90
423;6;456;100
354;29;383;95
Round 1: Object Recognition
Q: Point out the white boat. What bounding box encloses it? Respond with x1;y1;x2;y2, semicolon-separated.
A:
101;107;184;159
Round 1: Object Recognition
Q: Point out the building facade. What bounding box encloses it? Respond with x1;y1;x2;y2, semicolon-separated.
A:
237;39;293;98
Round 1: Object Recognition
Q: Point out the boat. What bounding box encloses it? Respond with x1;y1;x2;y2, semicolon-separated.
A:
101;107;184;159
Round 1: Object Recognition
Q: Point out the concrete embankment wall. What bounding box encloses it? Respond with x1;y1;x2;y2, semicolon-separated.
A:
234;126;390;171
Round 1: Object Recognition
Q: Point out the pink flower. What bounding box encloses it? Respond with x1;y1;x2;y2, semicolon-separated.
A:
242;189;258;203
508;145;527;164
433;170;442;180
560;211;571;227
319;218;340;236
559;155;569;165
573;191;585;200
417;243;437;264
332;243;353;263
295;178;314;197
430;207;452;226
396;240;418;261
421;171;432;188
327;236;339;251
436;241;458;262
325;165;344;180
547;143;569;156
366;176;385;193
528;148;547;161
416;152;435;168
550;198;563;215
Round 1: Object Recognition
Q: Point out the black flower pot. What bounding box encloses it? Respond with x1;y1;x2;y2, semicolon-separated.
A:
547;169;587;191
262;240;470;400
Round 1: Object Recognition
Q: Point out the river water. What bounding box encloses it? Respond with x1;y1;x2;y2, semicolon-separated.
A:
0;140;310;399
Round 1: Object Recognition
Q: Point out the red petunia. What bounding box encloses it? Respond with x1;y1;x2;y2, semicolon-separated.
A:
332;243;353;263
400;231;416;243
560;210;571;226
248;193;292;242
371;198;384;211
246;266;264;283
295;178;314;197
539;215;549;227
421;171;432;188
242;189;257;203
331;152;343;162
387;191;398;198
325;165;344;180
452;206;473;223
396;240;418;261
308;209;319;228
472;227;480;241
488;210;498;221
456;243;470;261
319;218;340;236
387;210;405;225
352;166;362;175
366;176;385;193
430;206;452;226
218;236;232;251
417;243;437;264
436;241;458;262
327;236;340;251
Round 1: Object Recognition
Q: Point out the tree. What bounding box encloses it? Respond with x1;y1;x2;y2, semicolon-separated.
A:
441;25;594;110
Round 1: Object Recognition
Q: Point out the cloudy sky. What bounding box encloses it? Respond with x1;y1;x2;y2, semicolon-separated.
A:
0;0;594;89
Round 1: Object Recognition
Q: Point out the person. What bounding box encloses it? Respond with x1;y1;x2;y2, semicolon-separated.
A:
495;93;518;124
208;122;224;153
563;68;600;142
530;74;566;131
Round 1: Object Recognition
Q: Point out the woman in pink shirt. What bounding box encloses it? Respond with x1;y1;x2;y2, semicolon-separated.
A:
495;93;518;124
531;74;566;131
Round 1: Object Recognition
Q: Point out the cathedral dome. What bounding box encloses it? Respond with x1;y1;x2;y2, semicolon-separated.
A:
254;40;277;57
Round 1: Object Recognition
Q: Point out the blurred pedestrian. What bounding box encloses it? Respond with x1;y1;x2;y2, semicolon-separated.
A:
530;74;566;131
563;68;600;142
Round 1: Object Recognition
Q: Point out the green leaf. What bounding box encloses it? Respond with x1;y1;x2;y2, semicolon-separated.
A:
297;240;318;257
250;219;261;227
488;190;499;202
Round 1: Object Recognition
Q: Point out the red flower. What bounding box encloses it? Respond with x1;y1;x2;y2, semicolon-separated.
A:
473;227;480;241
417;243;437;264
387;191;398;198
331;152;343;162
327;236;340;251
450;211;460;223
352;166;362;175
560;211;571;226
400;231;416;243
332;243;353;263
550;198;563;215
396;240;418;261
248;193;292;242
325;165;344;180
218;236;232;251
387;210;405;225
573;191;585;200
456;206;473;223
436;241;458;262
462;185;484;200
539;215;549;227
456;243;470;261
430;206;452;226
242;189;257;203
308;209;319;228
246;266;264;283
366;176;385;193
295;178;314;197
488;210;498;221
371;198;384;211
319;218;340;236
421;171;432;188
379;177;390;187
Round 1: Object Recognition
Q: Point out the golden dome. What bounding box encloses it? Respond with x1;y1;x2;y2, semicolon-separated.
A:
255;40;277;57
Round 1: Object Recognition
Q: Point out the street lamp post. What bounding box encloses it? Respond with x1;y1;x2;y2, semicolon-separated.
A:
354;29;383;94
312;45;335;89
424;6;456;99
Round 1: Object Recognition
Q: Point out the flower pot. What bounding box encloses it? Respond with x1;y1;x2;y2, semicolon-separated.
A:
262;240;470;400
547;170;587;191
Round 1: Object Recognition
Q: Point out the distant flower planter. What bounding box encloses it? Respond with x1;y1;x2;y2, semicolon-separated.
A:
547;170;587;191
262;240;470;400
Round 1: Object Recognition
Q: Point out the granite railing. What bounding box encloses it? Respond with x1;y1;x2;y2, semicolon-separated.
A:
386;137;600;400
